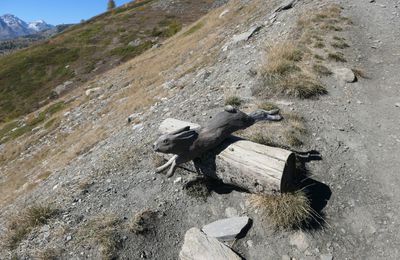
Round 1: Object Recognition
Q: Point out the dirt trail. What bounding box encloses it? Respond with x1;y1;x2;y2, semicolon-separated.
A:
302;0;400;258
344;0;400;256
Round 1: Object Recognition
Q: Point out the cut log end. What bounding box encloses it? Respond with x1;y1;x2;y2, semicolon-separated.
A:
280;153;298;193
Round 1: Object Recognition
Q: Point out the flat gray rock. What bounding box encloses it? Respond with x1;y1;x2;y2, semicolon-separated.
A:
231;25;262;44
289;231;310;251
320;254;333;260
179;228;241;260
202;216;251;241
334;68;356;83
275;0;297;12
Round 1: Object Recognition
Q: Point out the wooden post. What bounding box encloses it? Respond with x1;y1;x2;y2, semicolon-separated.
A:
158;118;298;193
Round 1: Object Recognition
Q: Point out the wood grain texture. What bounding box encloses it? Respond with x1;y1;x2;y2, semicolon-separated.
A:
158;118;297;193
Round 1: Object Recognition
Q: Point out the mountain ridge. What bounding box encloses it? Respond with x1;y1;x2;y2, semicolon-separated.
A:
0;14;53;40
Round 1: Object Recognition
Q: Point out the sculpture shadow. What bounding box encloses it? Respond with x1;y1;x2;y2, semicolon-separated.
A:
189;136;331;230
289;153;332;230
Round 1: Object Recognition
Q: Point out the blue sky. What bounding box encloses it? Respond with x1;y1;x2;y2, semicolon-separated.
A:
0;0;133;25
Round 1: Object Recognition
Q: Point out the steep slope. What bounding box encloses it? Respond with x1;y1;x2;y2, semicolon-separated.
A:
0;0;399;259
0;0;224;122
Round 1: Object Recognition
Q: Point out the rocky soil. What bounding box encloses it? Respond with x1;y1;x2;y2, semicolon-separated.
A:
1;0;399;259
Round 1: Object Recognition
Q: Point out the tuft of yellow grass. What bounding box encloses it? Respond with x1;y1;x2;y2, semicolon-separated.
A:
257;101;279;111
224;96;242;107
328;51;346;62
312;64;332;76
260;39;326;99
129;209;156;234
263;42;302;76
249;191;313;229
4;204;58;250
242;111;307;149
81;214;122;259
280;73;326;98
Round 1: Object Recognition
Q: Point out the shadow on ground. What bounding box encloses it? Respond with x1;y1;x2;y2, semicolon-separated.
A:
182;136;332;230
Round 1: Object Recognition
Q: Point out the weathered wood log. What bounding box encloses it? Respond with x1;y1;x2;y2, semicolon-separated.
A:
159;118;298;193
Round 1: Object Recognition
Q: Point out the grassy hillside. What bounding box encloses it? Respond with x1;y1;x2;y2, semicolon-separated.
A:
0;0;218;122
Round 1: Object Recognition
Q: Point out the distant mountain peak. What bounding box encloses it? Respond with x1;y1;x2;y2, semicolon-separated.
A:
0;14;53;40
28;20;54;32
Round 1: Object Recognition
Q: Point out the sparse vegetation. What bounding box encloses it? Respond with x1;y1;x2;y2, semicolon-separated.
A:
184;178;212;201
258;101;279;111
0;101;66;143
249;191;313;229
320;24;342;31
36;247;61;260
225;96;242;107
313;64;332;76
314;42;325;48
328;51;347;62
82;215;122;259
313;54;324;60
259;39;327;99
5;205;58;249
183;21;204;36
110;41;153;61
152;154;165;167
331;41;349;49
244;111;306;149
129;209;157;234
274;4;350;98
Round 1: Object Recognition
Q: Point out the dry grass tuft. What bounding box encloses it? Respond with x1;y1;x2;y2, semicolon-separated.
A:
36;247;61;260
320;23;342;31
129;209;157;234
284;130;304;147
184;178;212;201
313;54;324;60
257;101;279;111
5;205;58;249
272;73;327;99
331;41;349;49
260;41;326;99
263;42;302;76
249;191;313;229
151;154;165;167
82;215;122;259
352;68;369;79
249;132;281;148
224;96;242;107
244;111;306;149
328;52;347;62
313;42;325;48
312;64;332;76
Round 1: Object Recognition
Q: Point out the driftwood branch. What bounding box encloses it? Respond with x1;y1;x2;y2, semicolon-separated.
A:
158;118;297;193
